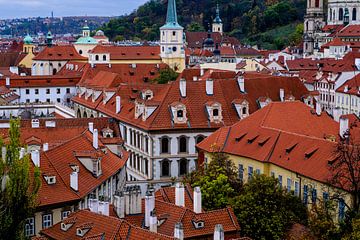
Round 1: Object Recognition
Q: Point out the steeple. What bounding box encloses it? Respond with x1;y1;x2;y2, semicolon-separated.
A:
46;31;53;47
166;0;178;24
214;4;222;24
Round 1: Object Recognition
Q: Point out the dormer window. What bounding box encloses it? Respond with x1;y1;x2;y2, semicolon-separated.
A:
92;158;102;177
44;175;56;185
233;99;249;119
177;110;184;118
171;103;187;124
206;102;223;123
192;220;205;229
213;109;219;117
142;90;154;100
102;128;114;138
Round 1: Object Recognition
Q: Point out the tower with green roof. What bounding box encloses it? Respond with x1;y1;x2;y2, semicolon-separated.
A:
212;4;223;35
160;0;185;72
23;34;34;54
46;31;53;47
74;20;98;57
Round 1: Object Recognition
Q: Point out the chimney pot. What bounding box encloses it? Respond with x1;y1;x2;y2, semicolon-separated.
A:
279;88;285;102
237;76;245;93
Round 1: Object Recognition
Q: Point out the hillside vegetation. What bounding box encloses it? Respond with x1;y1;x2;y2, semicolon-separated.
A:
102;0;306;49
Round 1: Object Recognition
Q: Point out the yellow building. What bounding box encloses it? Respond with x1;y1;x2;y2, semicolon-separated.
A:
18;34;36;68
198;101;353;222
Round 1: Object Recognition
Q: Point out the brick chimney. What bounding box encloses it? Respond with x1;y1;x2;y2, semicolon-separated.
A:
43;143;49;152
279;88;285;102
316;102;321;116
114;191;125;218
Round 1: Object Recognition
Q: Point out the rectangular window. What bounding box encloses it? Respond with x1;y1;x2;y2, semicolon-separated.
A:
323;192;329;202
303;185;308;204
25;217;35;237
35;89;39;95
287;178;292;192
238;164;244;181
57;98;61;103
66;88;70;94
42;213;52;229
26;99;30;103
255;169;261;175
278;175;283;187
46;89;50;94
26;89;30;95
270;171;275;178
312;189;317;204
57;88;61;94
46;99;50;103
294;181;299;196
339;198;345;220
248;166;253;180
35;99;39;103
61;211;71;220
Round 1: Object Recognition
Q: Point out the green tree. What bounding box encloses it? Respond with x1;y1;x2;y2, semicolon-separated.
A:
153;67;179;84
0;119;41;239
342;215;360;239
187;22;205;32
232;174;308;240
184;151;242;210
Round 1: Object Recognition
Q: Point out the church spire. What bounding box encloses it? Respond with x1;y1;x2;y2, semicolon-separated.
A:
214;3;222;23
166;0;178;24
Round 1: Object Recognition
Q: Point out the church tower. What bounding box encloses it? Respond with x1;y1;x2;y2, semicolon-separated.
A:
82;20;91;37
23;34;34;54
212;4;223;35
160;0;185;72
303;0;325;55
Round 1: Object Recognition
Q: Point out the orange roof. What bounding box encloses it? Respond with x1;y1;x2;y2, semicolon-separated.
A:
336;74;360;95
73;71;310;131
198;101;341;185
90;45;161;60
40;210;175;240
33;45;87;61
338;24;360;37
0;74;81;88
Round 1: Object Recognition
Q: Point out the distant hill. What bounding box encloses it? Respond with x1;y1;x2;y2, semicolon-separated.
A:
102;0;306;49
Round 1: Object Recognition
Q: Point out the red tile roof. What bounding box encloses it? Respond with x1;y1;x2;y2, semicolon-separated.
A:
73;72;310;131
33;45;87;61
0;75;81;88
338;24;360;37
198;101;341;185
90;45;161;60
40;210;175;240
336;74;360;95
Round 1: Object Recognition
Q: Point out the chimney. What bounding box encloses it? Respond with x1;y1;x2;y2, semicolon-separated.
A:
175;183;185;207
98;200;110;216
200;68;204;76
316;102;322;116
70;171;78;191
43;143;49;152
237;76;245;93
180;78;187;98
5;77;10;87
339;117;349;138
108;63;112;68
193;187;202;213
114;191;125;218
116;96;121;114
333;108;341;122
88;122;94;133
214;224;224;240
149;210;157;233
279;88;285;102
93;129;98;149
19;148;25;159
206;79;214;95
174;223;184;240
89;198;99;213
193;76;198;81
145;190;155;227
31;150;40;167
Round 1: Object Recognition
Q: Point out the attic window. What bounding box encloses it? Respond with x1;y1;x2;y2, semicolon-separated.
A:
137;52;140;55
213;109;219;117
143;77;149;82
258;137;270;146
305;147;319;159
235;133;247;142
247;135;259;144
69;53;74;56
177;110;184;118
44;175;56;185
192;220;205;229
151;52;155;55
150;70;155;75
121;52;126;55
69;164;79;173
129;71;135;76
58;54;62;56
286;143;298;154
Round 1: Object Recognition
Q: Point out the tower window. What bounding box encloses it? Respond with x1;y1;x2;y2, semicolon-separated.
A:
353;8;357;21
172;31;176;36
339;8;344;21
315;0;319;8
95;55;99;61
173;46;177;52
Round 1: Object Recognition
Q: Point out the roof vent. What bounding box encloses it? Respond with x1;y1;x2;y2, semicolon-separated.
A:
44;175;56;185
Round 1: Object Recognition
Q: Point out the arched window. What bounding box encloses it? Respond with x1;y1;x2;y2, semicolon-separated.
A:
213;109;219;117
179;136;187;153
329;9;332;21
83;112;88;118
242;107;247;115
333;10;336;21
306;21;309;32
161;137;169;154
24;47;27;53
315;0;319;8
103;55;106;61
177;110;184;118
196;135;205;144
179;158;188;176
339;8;344;21
161;159;170;177
95;55;99;61
52;69;57;75
77;109;81;118
353;8;357;21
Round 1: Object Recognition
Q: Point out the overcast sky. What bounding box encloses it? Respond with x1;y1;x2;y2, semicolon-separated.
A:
0;0;149;19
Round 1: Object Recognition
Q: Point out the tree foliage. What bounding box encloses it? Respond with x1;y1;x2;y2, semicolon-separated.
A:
153;67;179;84
0;119;41;239
232;174;308;240
101;0;306;49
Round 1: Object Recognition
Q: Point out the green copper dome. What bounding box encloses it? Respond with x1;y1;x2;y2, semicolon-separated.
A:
160;0;183;30
24;34;33;44
76;36;97;44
